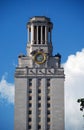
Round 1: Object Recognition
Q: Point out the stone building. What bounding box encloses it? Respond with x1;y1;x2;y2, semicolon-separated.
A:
14;16;65;130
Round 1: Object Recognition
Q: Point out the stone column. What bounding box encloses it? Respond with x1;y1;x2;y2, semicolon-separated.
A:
28;27;31;42
41;78;47;130
31;25;34;44
37;26;39;44
50;29;52;43
45;26;48;44
41;26;43;44
28;27;29;42
32;78;38;130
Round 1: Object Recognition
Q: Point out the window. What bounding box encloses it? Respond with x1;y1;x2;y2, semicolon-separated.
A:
28;125;31;129
38;125;41;129
29;103;32;107
29;27;31;42
38;96;41;100
34;26;36;44
29;96;32;100
29;79;32;86
28;110;32;114
29;82;32;86
47;103;50;107
38;110;41;115
47;79;50;86
29;89;32;93
47;79;50;82
48;27;50;43
28;118;32;122
38;117;41;122
47;96;50;100
38;103;41;107
43;26;45;44
38;79;41;86
38;89;41;93
38;26;41;44
47;124;50;129
47;110;50;114
47;89;50;94
47;117;50;122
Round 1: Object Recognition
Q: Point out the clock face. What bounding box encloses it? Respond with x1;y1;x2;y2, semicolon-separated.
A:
36;54;44;62
34;52;46;64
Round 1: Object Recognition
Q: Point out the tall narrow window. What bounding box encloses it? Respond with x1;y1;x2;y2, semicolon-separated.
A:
28;125;31;129
43;26;45;44
38;26;41;44
38;125;41;129
29;27;31;42
28;118;32;122
29;89;32;93
38;79;41;86
29;96;32;100
34;26;36;44
38;89;41;93
48;28;50;43
28;110;32;114
29;79;32;86
47;79;50;86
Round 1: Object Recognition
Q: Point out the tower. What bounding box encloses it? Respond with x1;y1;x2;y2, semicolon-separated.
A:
15;16;65;130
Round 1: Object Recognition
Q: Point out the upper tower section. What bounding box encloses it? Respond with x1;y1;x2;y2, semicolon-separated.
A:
15;16;64;73
27;16;53;44
26;16;53;56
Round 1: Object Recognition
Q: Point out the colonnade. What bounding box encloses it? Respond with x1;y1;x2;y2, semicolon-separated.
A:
28;25;52;44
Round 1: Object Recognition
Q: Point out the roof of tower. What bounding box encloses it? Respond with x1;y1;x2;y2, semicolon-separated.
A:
30;16;50;22
27;16;52;25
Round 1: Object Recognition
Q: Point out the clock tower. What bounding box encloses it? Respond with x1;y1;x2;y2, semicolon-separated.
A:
15;16;65;130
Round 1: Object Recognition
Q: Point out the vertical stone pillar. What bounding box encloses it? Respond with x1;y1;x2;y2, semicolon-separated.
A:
50;29;52;43
37;26;39;44
27;27;30;42
14;78;28;130
45;26;48;44
32;78;38;130
41;78;47;130
31;25;34;44
41;26;43;44
51;78;65;130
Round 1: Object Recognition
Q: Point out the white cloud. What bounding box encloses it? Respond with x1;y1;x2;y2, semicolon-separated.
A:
0;74;14;104
64;49;84;130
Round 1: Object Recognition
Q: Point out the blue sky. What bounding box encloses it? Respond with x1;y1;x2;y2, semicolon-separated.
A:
0;0;84;130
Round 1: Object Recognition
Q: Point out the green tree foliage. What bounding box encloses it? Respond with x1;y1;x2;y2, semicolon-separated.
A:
77;98;84;117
